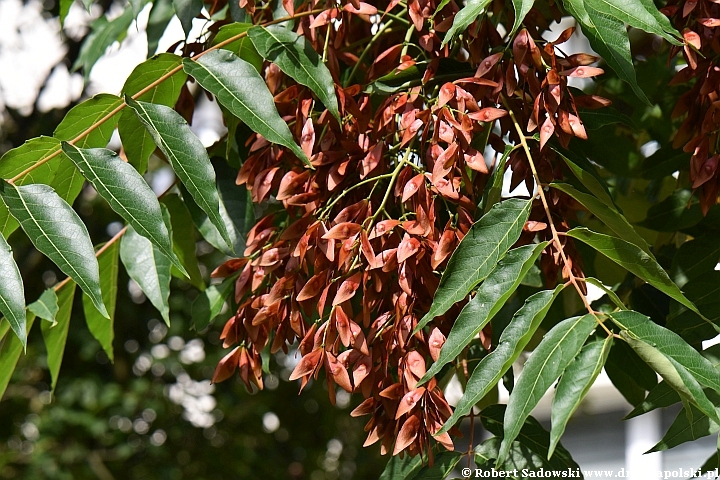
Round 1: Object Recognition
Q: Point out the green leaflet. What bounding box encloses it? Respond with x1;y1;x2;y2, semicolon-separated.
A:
213;23;263;72
61;143;186;276
666;272;720;344
620;330;720;424
118;54;188;173
73;10;135;80
553;148;615;209
549;335;612;458
82;241;120;362
624;381;679;419
639;190;703;232
611;311;720;394
567;227;705;319
120;225;172;325
420;242;547;384
672;237;720;288
192;276;235;331
582;0;679;43
147;0;175;57
699;437;720;475
28;289;59;325
416;198;531;333
0;182;108;318
440;285;566;434
215;159;253;255
125;96;233;251
248;25;340;122
0;232;25;346
584;277;627;309
605;338;657;406
481;144;511;214
161;194;204;289
649;400;719;452
442;0;492;46
59;0;72;25
478;405;580;472
173;0;202;37
563;0;649;104
182;50;311;167
55;93;122;148
498;314;596;464
550;183;649;253
510;0;534;36
378;451;461;480
0;313;35;399
41;282;76;392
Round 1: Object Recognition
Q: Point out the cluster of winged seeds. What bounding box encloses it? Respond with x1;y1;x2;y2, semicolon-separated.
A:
209;0;608;458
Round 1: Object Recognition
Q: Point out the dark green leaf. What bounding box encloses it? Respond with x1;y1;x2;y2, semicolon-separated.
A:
551;182;649;253
72;11;135;79
172;0;202;37
413;452;462;479
0;313;35;399
576;107;636;131
480;404;581;471
214;159;252;254
648;400;719;452
567;227;704;318
499;314;596;464
125;96;233;251
0;233;25;346
550;335;612;457
248;25;340;122
378;454;422;480
120;225;172;325
61;143;185;275
666;272;720;344
639;190;702;232
82;241;120;362
624;381;679;419
672;237;720;288
182;50;311;167
0;182;107;317
118;54;187;173
161;194;204;289
192;277;234;331
481;144;511;214
553;147;614;209
605;338;657;406
41;282;76;392
420;242;547;384
147;0;175;57
417;198;531;332
440;285;566;434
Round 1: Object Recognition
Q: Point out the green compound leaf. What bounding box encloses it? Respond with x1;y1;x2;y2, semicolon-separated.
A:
0;233;25;346
82;241;120;362
41;282;76;392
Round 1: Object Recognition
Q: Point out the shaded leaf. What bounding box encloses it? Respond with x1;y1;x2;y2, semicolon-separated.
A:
510;0;534;36
173;0;202;37
554;147;614;209
0;313;35;399
605;338;657;406
442;0;492;46
671;237;720;288
624;381;680;419
147;0;175;56
648;400;719;452
481;144;511;214
72;11;135;79
120;225;172;325
666;272;720;344
192;277;234;331
41;282;76;392
212;23;263;72
82;241;120;361
161;194;204;289
639;190;702;232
